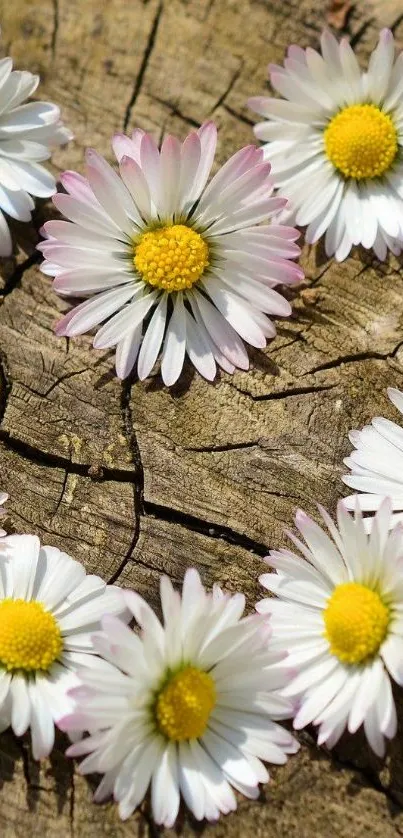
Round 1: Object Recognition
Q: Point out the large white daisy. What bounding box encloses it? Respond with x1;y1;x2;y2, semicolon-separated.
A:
248;29;403;261
257;500;403;757
60;568;298;826
343;387;403;530
0;48;72;255
38;122;302;385
0;534;126;759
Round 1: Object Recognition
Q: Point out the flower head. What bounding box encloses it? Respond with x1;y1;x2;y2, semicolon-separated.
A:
249;29;403;261
0;50;72;255
60;568;298;826
343;387;403;530
39;122;302;385
257;500;403;756
0;534;126;759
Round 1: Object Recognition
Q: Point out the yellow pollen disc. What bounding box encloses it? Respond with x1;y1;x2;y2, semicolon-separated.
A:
133;224;209;292
324;104;398;180
324;582;390;665
0;599;62;673
155;666;216;741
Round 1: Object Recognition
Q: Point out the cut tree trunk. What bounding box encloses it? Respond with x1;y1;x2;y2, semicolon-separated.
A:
0;0;402;835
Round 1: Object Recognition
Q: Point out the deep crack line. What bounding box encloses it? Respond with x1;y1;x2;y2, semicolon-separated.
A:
226;380;336;402
51;0;59;60
123;0;163;130
108;381;145;584
302;346;403;377
143;500;269;557
0;429;140;484
2;251;41;299
298;730;403;813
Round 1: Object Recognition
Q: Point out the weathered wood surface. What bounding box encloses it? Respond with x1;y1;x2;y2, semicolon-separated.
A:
0;0;403;835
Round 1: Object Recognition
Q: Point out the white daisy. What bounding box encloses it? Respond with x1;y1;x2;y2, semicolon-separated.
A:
60;568;298;826
0;533;126;759
0;48;72;255
248;29;403;261
38;122;302;385
257;499;403;757
343;387;403;530
0;491;8;536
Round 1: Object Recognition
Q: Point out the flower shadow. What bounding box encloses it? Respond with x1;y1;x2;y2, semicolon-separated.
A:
329;688;403;816
0;728;73;816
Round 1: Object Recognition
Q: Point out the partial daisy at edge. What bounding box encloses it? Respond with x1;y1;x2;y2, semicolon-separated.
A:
257;499;403;757
248;28;403;262
38;121;303;386
0;533;127;759
0;41;72;255
59;568;299;827
0;490;8;536
343;386;403;530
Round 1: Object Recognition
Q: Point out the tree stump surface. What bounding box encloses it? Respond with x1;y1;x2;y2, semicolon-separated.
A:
0;0;402;835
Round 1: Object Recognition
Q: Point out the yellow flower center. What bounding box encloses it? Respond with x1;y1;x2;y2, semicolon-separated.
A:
324;582;390;665
324;104;398;180
133;224;209;292
0;599;63;673
155;665;216;741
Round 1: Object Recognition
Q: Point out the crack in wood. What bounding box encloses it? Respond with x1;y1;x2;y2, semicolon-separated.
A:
349;18;373;47
302;344;403;376
223;103;256;126
0;429;140;484
123;0;164;130
2;251;41;299
208;61;243;114
107;381;144;584
143;500;269;556
148;94;201;129
51;0;59;60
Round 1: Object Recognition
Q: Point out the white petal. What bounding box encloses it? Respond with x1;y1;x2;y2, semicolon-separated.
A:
92;291;157;349
137;293;168;380
10;676;31;736
161;294;187;386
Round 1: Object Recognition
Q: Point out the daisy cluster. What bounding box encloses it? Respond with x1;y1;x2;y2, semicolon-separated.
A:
0;21;402;831
0;487;402;826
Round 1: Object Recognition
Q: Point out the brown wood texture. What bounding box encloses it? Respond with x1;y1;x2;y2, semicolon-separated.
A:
0;0;403;835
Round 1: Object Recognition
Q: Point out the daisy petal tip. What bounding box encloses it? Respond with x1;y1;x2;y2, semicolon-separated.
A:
317;730;331;748
199;119;217;134
337;497;355;517
123;588;143;617
54;319;68;338
295;508;309;525
254;599;268;615
380;28;393;42
65;742;80;758
162;370;182;388
55;713;72;733
119;154;133;169
184;566;201;584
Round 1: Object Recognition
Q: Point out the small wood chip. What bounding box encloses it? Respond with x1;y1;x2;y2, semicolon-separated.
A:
327;0;352;29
